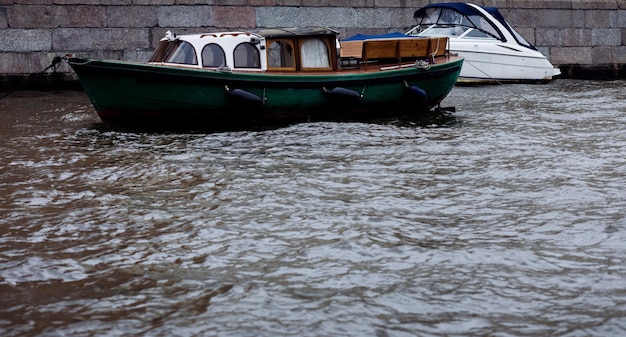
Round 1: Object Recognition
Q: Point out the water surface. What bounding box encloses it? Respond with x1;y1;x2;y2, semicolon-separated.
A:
1;81;625;336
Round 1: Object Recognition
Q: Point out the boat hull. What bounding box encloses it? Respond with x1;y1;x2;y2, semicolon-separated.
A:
68;57;462;129
451;41;561;83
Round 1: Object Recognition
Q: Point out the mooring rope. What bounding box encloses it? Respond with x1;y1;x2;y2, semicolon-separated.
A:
0;56;66;100
463;60;532;103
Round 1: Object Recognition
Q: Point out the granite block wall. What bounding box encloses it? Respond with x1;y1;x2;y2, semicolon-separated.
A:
0;0;625;85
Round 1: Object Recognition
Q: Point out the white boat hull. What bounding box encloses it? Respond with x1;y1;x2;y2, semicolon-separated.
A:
451;41;561;83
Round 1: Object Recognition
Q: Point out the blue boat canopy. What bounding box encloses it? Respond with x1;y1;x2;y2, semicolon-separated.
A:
412;2;537;50
342;32;413;41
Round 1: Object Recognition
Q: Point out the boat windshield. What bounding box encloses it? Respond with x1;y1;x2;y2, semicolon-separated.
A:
409;6;502;41
149;40;198;65
493;12;536;49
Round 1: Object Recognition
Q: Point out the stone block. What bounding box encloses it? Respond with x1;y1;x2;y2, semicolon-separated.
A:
150;28;167;49
7;4;107;28
133;0;174;4
107;6;159;27
256;6;357;28
306;7;358;27
53;0;130;4
618;9;626;27
585;9;618;27
592;28;622;45
558;28;593;47
0;7;7;29
276;0;305;5
482;0;510;8
122;49;154;62
592;46;613;63
535;28;561;46
612;45;626;62
388;0;427;7
220;0;248;4
0;52;41;74
52;28;150;51
172;0;246;4
535;9;585;28
356;8;395;28
14;0;54;3
302;0;370;6
411;0;431;7
212;6;255;28
563;28;593;46
551;46;593;64
158;5;212;28
0;29;52;52
255;6;304;27
573;0;617;10
353;7;415;32
7;5;60;28
548;10;585;28
505;0;572;9
373;0;419;8
246;0;280;5
506;9;539;28
58;5;107;27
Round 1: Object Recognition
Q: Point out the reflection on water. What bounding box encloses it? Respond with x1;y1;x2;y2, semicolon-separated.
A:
1;81;625;336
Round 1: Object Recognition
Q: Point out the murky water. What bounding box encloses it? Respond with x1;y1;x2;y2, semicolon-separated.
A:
1;80;625;337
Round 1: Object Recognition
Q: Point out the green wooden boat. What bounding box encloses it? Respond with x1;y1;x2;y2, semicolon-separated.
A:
68;27;463;129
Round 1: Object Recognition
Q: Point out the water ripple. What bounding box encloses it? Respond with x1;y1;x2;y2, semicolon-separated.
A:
1;82;626;336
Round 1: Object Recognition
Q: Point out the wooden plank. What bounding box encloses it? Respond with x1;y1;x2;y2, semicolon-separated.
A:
339;40;364;58
398;38;430;58
362;40;399;59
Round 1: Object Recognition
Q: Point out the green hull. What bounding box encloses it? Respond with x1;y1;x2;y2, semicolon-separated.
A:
69;57;462;129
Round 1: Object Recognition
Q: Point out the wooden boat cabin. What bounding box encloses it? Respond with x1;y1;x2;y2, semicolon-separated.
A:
148;27;450;72
149;27;340;71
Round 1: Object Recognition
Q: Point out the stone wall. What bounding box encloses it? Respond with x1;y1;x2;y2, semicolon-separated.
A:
0;0;625;87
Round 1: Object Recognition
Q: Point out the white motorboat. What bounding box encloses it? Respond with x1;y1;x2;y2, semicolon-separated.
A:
406;2;561;83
